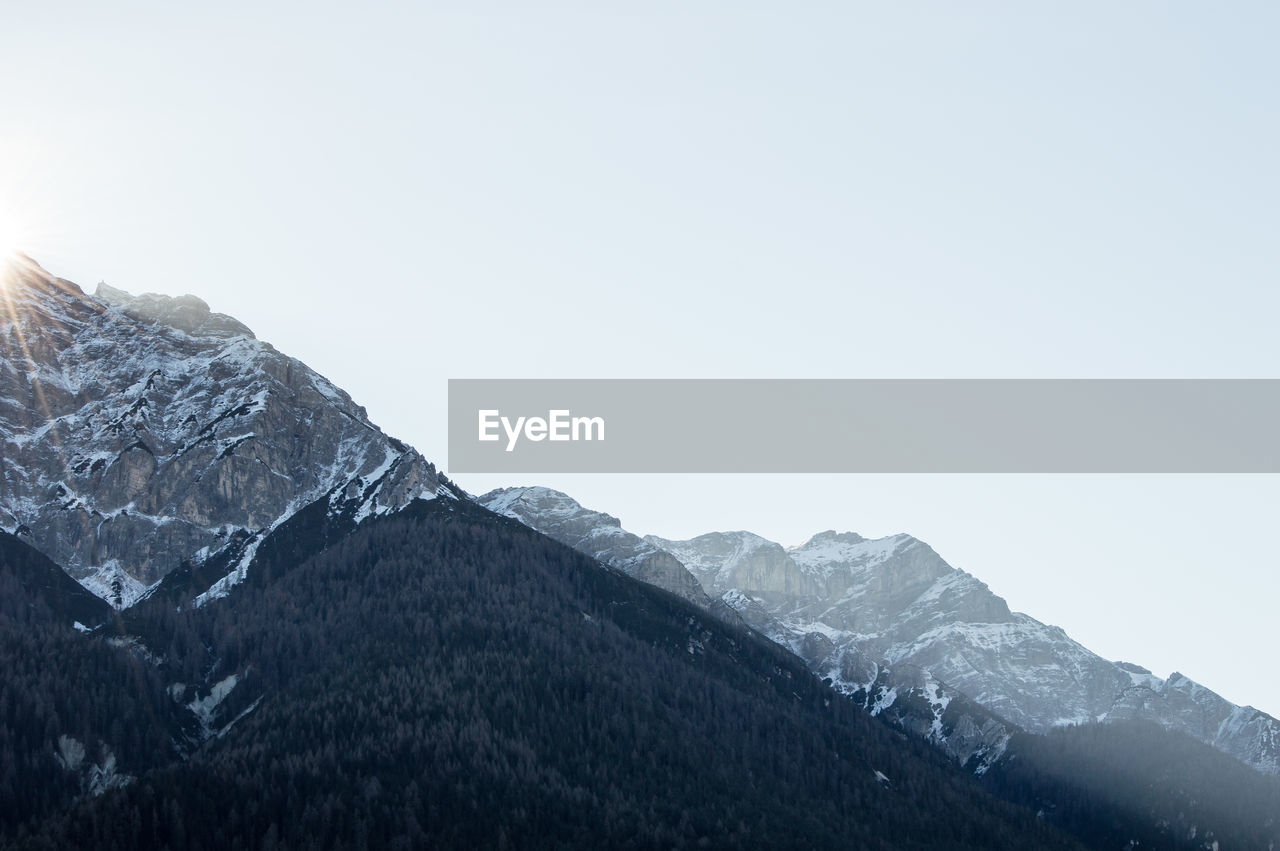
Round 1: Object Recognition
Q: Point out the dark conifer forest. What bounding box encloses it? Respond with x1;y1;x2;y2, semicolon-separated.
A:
986;719;1280;849
4;500;1085;850
2;499;1277;850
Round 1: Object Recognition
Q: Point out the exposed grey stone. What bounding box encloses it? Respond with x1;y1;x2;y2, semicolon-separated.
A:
655;526;1280;775
483;473;1279;776
0;255;453;605
477;487;715;611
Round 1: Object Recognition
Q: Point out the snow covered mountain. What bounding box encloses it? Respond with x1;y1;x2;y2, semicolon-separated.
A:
485;487;1280;776
479;487;712;608
479;488;1015;768
656;529;1280;774
5;254;1277;848
0;254;456;607
5;250;1273;775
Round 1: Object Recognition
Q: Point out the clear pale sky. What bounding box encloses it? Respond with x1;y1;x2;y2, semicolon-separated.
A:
3;3;1277;716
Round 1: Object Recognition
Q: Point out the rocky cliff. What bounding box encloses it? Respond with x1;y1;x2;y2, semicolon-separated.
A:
478;487;714;610
487;484;1280;776
653;527;1280;775
0;254;456;606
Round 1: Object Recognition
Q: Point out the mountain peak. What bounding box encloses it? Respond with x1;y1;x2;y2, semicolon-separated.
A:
477;487;712;609
2;250;53;279
0;260;449;603
481;486;622;528
94;281;254;339
653;529;776;549
1115;661;1154;676
795;529;867;548
2;252;89;304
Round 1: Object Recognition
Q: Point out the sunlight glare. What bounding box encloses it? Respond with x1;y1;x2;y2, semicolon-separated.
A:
0;204;27;260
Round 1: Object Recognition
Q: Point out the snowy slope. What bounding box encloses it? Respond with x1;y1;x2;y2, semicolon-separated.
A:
480;496;1013;769
490;482;1280;776
0;254;456;606
478;487;712;609
656;527;1280;775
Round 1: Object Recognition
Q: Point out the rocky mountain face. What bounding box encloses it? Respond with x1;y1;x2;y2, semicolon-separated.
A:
6;255;1278;849
491;488;1280;776
478;487;712;609
1106;666;1280;775
0;254;456;607
477;489;1012;767
676;530;1280;775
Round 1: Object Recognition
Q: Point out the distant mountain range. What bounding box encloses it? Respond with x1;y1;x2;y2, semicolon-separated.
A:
2;254;1277;850
480;486;1280;777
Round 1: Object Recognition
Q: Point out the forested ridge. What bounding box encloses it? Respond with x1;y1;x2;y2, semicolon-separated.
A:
3;498;1278;849
0;533;193;837
986;719;1280;849
2;500;1084;850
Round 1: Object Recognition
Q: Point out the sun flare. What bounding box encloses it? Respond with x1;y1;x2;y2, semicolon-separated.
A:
0;205;28;260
